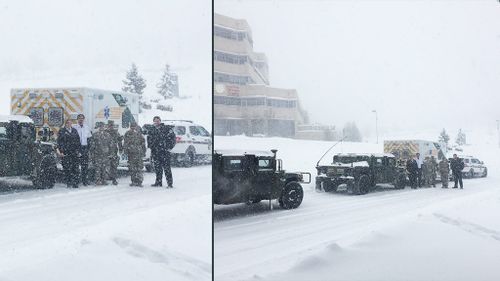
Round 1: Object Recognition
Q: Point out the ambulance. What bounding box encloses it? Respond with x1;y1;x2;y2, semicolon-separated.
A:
10;87;140;139
383;139;448;161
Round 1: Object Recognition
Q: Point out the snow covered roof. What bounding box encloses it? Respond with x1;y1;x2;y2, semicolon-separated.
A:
332;161;370;167
335;152;395;158
0;115;33;123
215;149;276;157
162;120;194;126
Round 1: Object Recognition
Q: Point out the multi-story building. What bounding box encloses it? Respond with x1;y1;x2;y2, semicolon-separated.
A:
214;13;305;137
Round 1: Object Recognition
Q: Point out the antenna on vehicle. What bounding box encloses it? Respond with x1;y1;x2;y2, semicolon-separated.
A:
316;137;346;167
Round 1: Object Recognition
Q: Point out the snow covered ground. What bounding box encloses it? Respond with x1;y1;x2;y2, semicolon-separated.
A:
0;166;211;281
214;133;500;281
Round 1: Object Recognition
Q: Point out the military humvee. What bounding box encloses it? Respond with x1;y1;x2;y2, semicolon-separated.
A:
315;153;407;195
213;149;311;209
0;115;58;188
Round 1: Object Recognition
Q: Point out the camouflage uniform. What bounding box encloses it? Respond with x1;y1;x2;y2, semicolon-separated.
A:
106;121;123;185
428;156;437;187
422;157;431;187
438;159;450;188
123;124;146;186
91;127;113;185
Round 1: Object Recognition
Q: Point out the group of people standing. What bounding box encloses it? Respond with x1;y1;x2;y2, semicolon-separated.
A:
406;153;465;189
55;114;176;188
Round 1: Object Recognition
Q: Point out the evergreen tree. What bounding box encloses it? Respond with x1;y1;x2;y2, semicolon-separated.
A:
156;64;177;99
438;128;450;146
455;129;467;146
122;63;147;99
342;122;362;142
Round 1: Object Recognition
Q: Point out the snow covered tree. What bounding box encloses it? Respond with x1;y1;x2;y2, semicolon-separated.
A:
122;63;147;99
455;129;467;146
438;128;450;146
342;122;362;142
156;64;177;99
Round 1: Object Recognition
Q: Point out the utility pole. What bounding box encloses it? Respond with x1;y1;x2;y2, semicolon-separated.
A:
372;110;378;144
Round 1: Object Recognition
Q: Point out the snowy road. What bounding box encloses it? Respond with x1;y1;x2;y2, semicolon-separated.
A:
215;177;500;281
215;135;500;281
0;166;211;281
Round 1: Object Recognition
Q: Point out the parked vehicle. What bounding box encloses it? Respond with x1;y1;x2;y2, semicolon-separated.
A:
0;115;57;188
213;149;310;209
142;120;212;169
448;155;487;178
316;153;407;195
384;139;447;161
11;87;140;139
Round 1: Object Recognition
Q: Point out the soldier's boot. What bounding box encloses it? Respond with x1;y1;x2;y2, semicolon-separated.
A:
112;179;118;185
151;182;162;187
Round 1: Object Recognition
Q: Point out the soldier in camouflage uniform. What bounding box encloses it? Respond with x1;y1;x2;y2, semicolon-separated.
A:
428;156;437;187
439;158;450;188
92;122;113;185
123;122;146;187
422;157;431;187
106;120;123;185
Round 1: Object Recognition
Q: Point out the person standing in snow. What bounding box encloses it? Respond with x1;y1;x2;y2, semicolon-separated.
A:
57;119;81;188
415;153;424;187
106;120;123;185
147;116;176;188
450;154;464;189
428;156;438;187
72;114;92;186
123;122;146;187
406;157;418;189
91;122;113;185
439;158;450;188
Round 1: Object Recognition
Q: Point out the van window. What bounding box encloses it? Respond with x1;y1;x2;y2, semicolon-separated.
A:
48;107;64;127
29;107;44;126
174;126;186;135
121;107;136;128
189;126;200;136
464;159;470;163
197;126;210;137
471;159;478;164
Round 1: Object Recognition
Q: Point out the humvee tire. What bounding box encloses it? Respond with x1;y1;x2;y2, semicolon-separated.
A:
355;175;370;195
32;155;57;189
279;181;304;209
395;173;406;189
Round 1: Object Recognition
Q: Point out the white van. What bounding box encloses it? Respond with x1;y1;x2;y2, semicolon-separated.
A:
141;120;212;169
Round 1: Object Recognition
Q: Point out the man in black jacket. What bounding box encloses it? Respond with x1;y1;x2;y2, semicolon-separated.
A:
450;154;464;189
406;157;418;189
57;119;81;188
148;116;176;188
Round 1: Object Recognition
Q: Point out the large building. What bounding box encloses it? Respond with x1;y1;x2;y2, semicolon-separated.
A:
214;13;305;137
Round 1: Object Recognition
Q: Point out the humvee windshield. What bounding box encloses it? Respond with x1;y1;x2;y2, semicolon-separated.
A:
0;123;7;139
333;155;370;164
223;158;243;171
258;157;274;170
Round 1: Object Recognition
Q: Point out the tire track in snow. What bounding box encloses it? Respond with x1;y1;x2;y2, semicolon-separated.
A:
215;179;495;280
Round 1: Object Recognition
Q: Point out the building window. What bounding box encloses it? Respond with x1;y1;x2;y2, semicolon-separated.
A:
214;96;242;106
214;51;247;65
214;26;248;42
241;97;265;106
266;99;297;108
214;72;253;85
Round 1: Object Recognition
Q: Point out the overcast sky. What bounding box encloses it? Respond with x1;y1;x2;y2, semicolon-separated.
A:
216;0;500;138
0;0;211;110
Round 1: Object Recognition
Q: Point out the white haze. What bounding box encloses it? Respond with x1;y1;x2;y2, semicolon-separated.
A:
0;0;211;115
215;0;500;139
